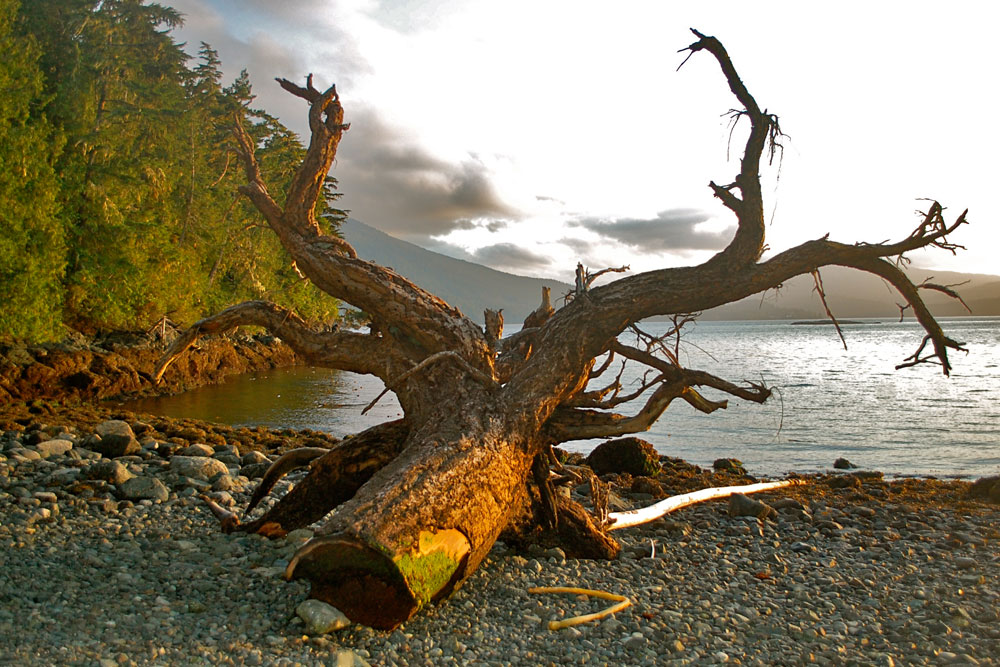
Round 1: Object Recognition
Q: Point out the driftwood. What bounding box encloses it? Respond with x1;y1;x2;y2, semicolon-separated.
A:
156;30;970;629
529;587;632;630
606;479;804;531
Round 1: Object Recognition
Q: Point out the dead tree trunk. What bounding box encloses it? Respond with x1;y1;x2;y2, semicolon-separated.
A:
158;33;969;629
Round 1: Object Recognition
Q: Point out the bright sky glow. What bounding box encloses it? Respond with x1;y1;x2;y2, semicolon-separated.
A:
168;0;999;281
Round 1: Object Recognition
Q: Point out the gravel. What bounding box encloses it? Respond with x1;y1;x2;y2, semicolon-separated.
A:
1;418;998;666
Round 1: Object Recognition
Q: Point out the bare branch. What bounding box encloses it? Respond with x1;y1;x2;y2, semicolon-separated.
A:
231;114;283;225
918;279;972;313
681;28;775;267
588;351;616;379
811;270;847;350
545;380;696;441
154;300;402;383
586;265;630;288
585;203;969;378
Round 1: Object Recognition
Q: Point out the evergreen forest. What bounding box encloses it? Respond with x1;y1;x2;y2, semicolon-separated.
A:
0;0;344;343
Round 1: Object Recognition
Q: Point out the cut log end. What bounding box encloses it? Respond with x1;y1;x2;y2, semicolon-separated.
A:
286;529;471;630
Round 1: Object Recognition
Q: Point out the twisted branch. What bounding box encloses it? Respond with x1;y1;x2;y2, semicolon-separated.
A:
153;300;403;383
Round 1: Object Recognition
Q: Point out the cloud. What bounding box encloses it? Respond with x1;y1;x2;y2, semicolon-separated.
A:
472;243;551;271
334;106;520;239
576;209;735;253
169;2;519;243
419;238;477;262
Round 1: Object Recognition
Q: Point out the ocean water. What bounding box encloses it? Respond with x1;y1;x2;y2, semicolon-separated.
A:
122;317;1000;478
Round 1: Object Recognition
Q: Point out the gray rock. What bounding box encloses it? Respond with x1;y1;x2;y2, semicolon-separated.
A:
179;443;215;457
84;460;134;485
285;529;315;542
833;457;857;469
713;458;745;472
728;493;777;520
33;439;73;459
241;450;270;466
45;467;81;486
241;462;271;479
213;451;242;467
296;599;351;634
119;476;169;502
206;490;235;507
332;650;370;667
773;497;806;511
953;557;977;570
92;420;140;458
7;447;41;462
211;474;235;491
170;456;229;481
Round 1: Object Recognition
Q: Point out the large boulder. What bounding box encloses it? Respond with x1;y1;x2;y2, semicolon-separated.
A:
585;437;661;477
728;492;777;520
170;456;229;481
83;460;134;485
92;420;140;458
33;439;73;459
119;476;170;502
968;476;1000;503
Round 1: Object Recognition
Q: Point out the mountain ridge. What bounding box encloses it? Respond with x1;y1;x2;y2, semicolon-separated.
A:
341;218;1000;323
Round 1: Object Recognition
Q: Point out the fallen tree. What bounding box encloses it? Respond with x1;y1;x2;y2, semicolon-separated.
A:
157;30;968;629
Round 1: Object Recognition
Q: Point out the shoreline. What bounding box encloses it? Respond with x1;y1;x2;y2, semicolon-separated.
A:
0;331;299;405
1;403;998;665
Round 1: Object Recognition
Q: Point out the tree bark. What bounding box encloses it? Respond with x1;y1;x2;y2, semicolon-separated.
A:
158;31;971;629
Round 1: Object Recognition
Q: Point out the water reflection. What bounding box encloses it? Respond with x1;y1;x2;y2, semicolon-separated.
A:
122;366;401;437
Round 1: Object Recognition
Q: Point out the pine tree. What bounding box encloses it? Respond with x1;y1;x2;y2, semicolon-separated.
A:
0;0;66;340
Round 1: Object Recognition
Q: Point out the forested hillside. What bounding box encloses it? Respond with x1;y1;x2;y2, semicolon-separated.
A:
0;0;343;343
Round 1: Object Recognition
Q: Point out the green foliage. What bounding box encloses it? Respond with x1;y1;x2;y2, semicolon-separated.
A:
2;0;342;342
0;0;66;340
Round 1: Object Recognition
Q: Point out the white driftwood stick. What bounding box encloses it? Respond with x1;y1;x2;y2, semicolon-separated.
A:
606;479;805;531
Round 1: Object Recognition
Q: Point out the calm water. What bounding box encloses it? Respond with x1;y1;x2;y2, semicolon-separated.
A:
122;318;1000;478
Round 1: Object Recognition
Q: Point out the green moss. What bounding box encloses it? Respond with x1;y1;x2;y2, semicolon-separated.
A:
392;529;470;605
393;550;463;604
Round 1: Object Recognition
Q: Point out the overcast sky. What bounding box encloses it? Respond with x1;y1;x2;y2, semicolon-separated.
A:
166;0;998;281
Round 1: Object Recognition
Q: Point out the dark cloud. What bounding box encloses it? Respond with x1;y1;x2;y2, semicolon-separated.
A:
576;209;734;253
472;243;551;271
334;106;520;239
169;1;520;242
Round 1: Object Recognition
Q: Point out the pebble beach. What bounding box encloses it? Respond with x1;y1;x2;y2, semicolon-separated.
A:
1;404;998;666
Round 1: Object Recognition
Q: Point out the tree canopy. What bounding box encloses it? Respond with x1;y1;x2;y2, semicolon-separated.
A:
0;0;344;342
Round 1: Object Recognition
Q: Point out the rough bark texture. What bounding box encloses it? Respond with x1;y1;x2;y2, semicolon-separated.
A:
157;32;970;629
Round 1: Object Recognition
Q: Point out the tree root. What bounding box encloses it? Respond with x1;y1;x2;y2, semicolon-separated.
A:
245;447;331;516
501;488;621;559
202;421;409;537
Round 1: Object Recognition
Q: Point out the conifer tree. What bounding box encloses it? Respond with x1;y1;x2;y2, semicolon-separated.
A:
0;0;66;340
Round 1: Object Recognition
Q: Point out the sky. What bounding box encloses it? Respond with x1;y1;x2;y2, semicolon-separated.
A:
166;0;998;282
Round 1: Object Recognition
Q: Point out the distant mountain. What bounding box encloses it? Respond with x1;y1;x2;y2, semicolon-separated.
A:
342;219;1000;322
342;219;570;323
702;266;1000;321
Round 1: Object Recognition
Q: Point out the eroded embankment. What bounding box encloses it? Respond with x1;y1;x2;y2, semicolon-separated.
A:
0;332;298;405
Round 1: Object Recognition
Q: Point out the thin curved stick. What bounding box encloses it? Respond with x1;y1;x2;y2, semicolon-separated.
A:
528;587;632;630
